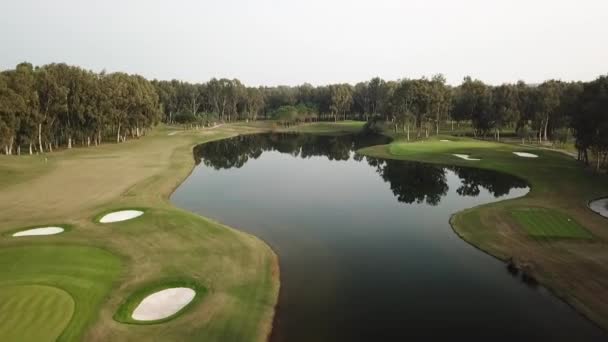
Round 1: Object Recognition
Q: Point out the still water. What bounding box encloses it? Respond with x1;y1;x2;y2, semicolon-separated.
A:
172;133;606;341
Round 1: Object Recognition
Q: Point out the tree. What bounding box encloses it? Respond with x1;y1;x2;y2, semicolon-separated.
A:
329;84;353;121
455;77;492;137
490;84;520;141
389;79;416;139
537;80;562;142
572;76;608;169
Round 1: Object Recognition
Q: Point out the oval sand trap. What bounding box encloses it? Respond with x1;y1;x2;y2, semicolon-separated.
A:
99;210;143;223
452;154;480;161
12;227;64;237
132;287;196;321
589;198;608;219
440;139;451;142
513;152;538;158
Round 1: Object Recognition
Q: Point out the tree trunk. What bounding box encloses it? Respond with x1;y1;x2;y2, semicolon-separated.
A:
597;151;601;172
17;145;21;155
544;115;549;142
29;143;33;155
406;124;410;141
68;137;72;149
38;123;43;153
497;129;500;141
116;123;121;143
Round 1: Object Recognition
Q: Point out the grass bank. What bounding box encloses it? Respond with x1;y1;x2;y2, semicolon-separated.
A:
359;135;608;330
0;123;284;341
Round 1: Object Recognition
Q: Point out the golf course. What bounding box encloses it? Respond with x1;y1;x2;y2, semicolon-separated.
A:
0;120;607;340
0;123;281;341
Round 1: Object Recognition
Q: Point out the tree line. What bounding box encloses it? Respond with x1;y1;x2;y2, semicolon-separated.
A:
0;62;161;155
154;73;608;169
1;62;606;170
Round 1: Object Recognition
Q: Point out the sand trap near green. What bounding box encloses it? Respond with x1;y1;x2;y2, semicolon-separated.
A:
513;152;538;158
99;210;143;223
132;287;196;321
452;154;480;161
589;198;608;219
0;285;74;342
12;227;64;237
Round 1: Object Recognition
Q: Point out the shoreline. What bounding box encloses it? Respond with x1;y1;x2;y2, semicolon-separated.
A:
358;139;608;333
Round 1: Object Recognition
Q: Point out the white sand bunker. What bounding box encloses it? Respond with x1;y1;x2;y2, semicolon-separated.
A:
513;152;538;158
132;287;196;321
168;131;178;136
589;198;608;219
12;227;64;237
440;139;451;142
99;210;143;223
452;154;480;161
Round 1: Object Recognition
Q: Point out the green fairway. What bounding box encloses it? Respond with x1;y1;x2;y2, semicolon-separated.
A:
511;208;593;239
0;246;121;341
0;123;283;342
0;285;75;342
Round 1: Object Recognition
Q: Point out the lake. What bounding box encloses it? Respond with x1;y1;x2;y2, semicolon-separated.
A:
172;133;606;341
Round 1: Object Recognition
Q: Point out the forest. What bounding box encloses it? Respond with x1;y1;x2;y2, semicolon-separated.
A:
0;62;606;169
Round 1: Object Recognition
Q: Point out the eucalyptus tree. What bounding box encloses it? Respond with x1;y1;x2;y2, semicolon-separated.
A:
0;72;25;154
244;87;265;121
536;80;562;142
389;79;416;139
572;75;608;169
36;64;68;152
353;81;371;120
329;84;353;121
429;74;450;135
368;77;390;120
490;84;520;140
454;77;492;137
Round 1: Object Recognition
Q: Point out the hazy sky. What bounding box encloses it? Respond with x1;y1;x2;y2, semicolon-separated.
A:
1;0;606;86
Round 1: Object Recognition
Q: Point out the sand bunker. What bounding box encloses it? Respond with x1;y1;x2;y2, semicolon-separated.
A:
589;198;608;219
452;154;480;161
99;210;143;223
12;227;64;237
132;287;196;321
513;152;538;158
440;139;451;142
168;131;178;136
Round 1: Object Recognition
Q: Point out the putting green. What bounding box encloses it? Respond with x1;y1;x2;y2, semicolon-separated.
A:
0;285;74;342
0;245;122;341
511;208;593;239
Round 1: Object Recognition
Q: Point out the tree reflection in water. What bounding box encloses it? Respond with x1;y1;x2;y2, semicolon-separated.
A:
193;133;526;205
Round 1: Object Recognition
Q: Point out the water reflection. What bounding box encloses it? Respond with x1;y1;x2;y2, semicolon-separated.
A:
174;132;606;342
194;133;526;206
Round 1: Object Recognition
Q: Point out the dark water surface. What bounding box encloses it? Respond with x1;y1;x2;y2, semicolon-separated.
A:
171;133;606;341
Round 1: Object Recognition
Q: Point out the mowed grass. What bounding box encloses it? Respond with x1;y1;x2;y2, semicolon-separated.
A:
511;208;593;239
0;246;121;341
0;285;75;342
0;123;283;341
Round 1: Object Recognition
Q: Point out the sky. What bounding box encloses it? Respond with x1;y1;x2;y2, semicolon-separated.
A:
1;0;606;86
